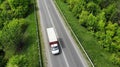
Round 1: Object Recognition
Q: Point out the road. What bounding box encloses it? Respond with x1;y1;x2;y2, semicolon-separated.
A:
37;0;89;67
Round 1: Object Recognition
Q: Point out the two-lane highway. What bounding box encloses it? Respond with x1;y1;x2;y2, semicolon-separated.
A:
37;0;89;67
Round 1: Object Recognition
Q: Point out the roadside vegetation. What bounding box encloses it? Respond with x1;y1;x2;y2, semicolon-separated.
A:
55;0;120;67
0;0;40;67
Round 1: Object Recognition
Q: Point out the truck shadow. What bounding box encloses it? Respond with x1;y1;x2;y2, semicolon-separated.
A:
59;38;66;48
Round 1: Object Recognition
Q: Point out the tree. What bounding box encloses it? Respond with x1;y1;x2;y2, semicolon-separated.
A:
0;0;4;4
113;28;120;44
111;54;120;66
6;55;28;67
105;21;118;32
97;12;106;22
86;2;100;16
0;19;28;58
97;20;105;31
95;31;105;40
8;0;30;18
0;1;11;10
116;28;120;36
87;13;97;31
68;0;77;11
103;4;117;21
104;22;118;51
72;0;86;18
0;1;12;28
79;10;89;27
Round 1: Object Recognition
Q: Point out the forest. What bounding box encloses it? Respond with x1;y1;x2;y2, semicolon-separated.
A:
61;0;120;66
0;0;39;67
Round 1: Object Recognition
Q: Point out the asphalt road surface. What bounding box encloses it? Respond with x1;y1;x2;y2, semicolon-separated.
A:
37;0;89;67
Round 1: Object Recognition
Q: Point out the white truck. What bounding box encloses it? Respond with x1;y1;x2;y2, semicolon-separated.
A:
46;27;59;55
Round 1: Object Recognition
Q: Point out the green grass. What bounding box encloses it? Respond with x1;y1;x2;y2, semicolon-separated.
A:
17;12;39;67
16;0;43;66
55;0;118;67
15;1;44;66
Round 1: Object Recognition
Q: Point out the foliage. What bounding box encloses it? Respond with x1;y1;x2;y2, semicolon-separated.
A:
57;0;120;66
103;3;117;21
79;10;89;27
0;1;11;29
0;19;28;58
8;0;30;18
71;0;86;18
86;2;100;16
111;54;120;66
0;0;38;67
6;55;28;67
87;13;97;31
0;0;4;4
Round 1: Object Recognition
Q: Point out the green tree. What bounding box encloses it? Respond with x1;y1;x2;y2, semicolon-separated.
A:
95;31;105;40
113;28;120;44
72;0;86;18
96;12;106;31
87;2;100;16
97;20;105;31
8;0;30;18
87;13;97;31
0;0;4;4
68;0;77;11
0;19;28;58
0;1;10;10
111;54;120;66
104;22;118;51
97;12;106;22
6;55;28;67
105;21;118;32
0;1;12;28
103;4;117;21
79;10;89;27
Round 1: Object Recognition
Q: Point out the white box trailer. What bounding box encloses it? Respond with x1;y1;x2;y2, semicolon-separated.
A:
46;27;59;55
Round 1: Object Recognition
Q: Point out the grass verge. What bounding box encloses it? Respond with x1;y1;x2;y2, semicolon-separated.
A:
17;1;42;66
23;12;39;67
55;0;118;67
35;1;46;67
17;12;39;67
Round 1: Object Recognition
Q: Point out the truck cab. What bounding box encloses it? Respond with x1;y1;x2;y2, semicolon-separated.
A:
51;44;59;54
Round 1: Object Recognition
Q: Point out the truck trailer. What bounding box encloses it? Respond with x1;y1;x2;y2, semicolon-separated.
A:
46;27;59;55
